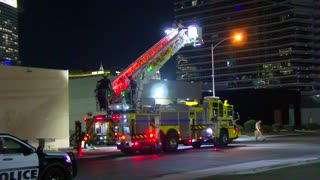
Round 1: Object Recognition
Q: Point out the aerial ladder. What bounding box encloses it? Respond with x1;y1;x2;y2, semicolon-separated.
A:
110;25;202;110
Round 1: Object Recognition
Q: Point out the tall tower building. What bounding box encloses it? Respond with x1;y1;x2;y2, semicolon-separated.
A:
0;0;19;66
173;0;320;125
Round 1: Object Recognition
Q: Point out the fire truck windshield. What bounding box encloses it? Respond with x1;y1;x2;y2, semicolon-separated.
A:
123;127;130;135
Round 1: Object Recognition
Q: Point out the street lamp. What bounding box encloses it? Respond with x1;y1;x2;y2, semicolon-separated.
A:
211;33;243;97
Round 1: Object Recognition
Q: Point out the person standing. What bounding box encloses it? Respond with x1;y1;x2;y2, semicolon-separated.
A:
96;75;112;111
255;120;262;141
95;81;106;111
128;76;137;108
99;76;112;91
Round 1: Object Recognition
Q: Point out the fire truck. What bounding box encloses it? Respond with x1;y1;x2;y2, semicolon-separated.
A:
84;25;240;152
115;96;240;153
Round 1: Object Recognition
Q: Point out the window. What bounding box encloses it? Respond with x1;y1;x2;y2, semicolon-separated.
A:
219;103;223;117
0;137;26;154
227;110;233;117
192;0;198;6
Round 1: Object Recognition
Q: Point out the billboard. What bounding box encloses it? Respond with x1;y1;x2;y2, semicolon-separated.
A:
0;0;17;8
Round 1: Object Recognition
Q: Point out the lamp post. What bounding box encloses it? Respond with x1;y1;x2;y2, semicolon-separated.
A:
211;33;243;97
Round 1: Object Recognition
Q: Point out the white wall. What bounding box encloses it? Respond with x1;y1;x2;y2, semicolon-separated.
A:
69;75;102;132
0;66;69;149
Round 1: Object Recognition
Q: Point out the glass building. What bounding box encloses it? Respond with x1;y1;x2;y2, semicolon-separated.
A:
173;0;320;125
0;0;19;66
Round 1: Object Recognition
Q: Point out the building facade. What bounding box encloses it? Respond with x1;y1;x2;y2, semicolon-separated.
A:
0;0;19;66
173;0;320;126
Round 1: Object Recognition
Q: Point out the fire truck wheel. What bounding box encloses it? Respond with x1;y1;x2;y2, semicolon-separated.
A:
164;130;179;152
192;142;201;148
218;129;229;147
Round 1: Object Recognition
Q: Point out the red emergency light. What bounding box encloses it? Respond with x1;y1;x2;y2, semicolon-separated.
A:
234;126;239;134
94;115;105;121
112;114;121;120
148;133;156;142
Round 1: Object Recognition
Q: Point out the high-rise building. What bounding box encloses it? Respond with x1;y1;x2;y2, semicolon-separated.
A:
173;0;320;125
0;0;19;66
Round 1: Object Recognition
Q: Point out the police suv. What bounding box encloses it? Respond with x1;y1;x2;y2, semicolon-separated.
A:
0;133;77;180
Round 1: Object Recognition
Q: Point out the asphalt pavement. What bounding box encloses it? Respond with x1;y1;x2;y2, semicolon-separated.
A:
60;130;320;179
200;161;320;180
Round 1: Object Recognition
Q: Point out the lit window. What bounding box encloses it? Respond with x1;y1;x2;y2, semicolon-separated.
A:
192;0;197;6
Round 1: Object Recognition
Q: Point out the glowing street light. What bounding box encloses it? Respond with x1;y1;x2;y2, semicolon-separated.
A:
234;33;243;41
211;32;244;97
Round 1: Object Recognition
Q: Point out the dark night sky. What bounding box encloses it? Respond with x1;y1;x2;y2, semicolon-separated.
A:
18;0;175;78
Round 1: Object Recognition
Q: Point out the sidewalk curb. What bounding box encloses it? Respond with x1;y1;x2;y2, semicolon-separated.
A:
238;131;312;139
226;157;320;175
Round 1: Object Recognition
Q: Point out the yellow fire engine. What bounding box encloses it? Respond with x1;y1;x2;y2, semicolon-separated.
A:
115;96;240;153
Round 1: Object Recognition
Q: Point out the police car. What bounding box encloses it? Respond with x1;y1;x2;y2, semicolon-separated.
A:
0;133;77;180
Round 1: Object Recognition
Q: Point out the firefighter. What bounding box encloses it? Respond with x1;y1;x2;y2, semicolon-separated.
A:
95;81;106;111
149;119;156;135
255;120;263;141
149;118;159;141
127;76;137;108
149;118;160;151
95;75;112;111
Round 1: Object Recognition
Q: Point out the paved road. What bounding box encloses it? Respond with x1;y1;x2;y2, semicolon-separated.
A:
62;131;320;179
200;162;320;180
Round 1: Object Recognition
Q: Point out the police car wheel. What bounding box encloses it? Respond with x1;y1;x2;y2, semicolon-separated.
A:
43;166;66;180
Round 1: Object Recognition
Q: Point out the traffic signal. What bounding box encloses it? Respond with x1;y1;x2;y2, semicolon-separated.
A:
75;121;82;142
